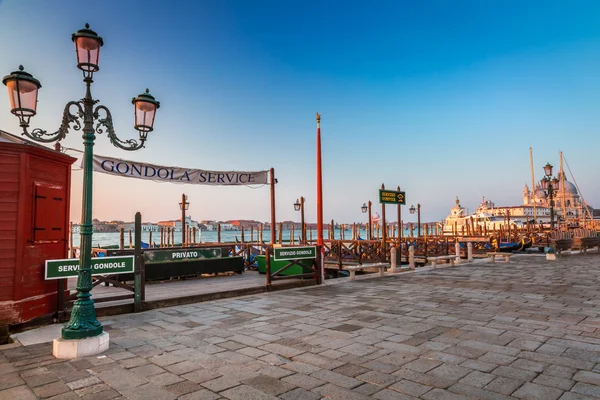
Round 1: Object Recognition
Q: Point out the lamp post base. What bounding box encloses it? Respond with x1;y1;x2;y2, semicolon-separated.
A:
52;331;109;359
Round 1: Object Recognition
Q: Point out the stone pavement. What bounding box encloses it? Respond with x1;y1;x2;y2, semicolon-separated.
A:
3;253;600;399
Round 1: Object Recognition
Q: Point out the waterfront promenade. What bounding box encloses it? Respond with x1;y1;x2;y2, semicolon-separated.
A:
3;253;600;399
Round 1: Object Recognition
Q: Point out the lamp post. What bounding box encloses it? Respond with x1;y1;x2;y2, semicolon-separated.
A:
2;24;160;343
361;201;372;240
294;197;306;244
179;194;189;245
543;163;556;230
410;204;421;237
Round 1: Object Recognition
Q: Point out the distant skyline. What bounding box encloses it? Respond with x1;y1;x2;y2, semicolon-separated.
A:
1;0;599;225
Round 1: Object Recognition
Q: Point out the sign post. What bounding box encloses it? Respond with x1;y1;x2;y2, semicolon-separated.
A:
379;189;406;205
273;246;317;261
45;256;134;280
143;248;222;264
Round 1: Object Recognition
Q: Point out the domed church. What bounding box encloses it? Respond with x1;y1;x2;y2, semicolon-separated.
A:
523;172;592;219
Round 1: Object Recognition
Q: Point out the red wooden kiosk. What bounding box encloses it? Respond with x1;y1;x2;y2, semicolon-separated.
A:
0;130;76;343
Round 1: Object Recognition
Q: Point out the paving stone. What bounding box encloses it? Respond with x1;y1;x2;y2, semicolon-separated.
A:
572;382;600;398
241;375;296;395
532;374;574;391
388;379;433;396
120;382;178;400
393;367;455;389
311;369;362;389
573;370;600;386
511;358;548;373
428;363;472;381
458;370;495;388
459;359;497;373
46;391;81;400
353;382;382;396
356;370;398;387
546;365;577;379
281;373;326;390
182;369;221;384
371;388;418;399
118;357;149;369
422;388;469;399
97;367;148;390
558;392;600;400
201;376;240;392
0;385;39;400
148;353;186;367
22;372;59;387
484;376;525;396
66;376;103;390
177;388;221;400
0;372;25;390
492;365;538;381
448;383;514;400
220;384;278;399
279;387;322;400
478;352;517;366
130;363;166;377
32;381;71;398
282;361;321;375
166;380;205;396
512;382;563;400
403;359;443;373
312;383;371;400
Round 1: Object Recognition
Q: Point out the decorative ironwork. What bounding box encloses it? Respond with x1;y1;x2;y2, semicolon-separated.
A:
94;105;145;151
21;101;83;143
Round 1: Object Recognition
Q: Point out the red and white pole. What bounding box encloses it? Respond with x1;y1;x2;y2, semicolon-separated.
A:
316;113;325;283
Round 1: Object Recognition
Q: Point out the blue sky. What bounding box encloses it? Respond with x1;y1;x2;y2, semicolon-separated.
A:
1;0;599;224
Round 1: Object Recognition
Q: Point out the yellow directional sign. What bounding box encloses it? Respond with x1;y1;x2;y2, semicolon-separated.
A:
379;189;406;205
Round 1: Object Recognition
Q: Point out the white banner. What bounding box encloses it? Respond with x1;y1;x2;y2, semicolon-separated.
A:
90;154;269;186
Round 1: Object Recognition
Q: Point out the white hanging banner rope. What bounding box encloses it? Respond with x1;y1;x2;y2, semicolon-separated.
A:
90;154;269;186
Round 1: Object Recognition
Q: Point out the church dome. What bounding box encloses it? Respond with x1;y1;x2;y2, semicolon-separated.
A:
557;179;578;196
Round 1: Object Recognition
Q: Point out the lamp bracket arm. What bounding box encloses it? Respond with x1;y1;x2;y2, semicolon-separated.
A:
21;101;83;143
93;105;145;151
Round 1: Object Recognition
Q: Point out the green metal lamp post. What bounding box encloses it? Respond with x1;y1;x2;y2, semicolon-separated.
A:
2;24;160;340
294;197;306;244
543;163;557;230
361;201;372;240
410;204;421;237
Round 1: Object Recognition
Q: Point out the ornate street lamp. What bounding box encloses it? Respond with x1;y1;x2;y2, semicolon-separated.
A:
409;204;421;237
543;163;556;229
361;201;372;240
179;194;189;245
294;197;306;244
3;24;160;343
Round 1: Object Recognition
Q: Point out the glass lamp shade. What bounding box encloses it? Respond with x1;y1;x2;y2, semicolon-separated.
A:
294;199;301;211
543;163;553;177
179;202;189;211
72;24;103;73
361;203;368;213
551;178;559;187
409;205;416;214
132;89;160;136
2;66;41;119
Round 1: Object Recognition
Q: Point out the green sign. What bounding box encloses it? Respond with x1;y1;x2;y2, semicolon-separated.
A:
379;189;406;205
273;246;317;261
144;248;222;264
45;256;134;280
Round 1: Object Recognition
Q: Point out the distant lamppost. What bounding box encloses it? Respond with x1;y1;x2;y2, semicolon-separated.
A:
2;24;160;343
543;163;557;230
361;201;372;240
179;194;189;245
294;197;306;244
409;204;421;237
